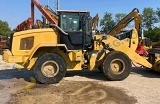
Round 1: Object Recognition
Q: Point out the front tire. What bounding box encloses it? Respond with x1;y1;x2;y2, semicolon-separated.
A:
102;51;131;81
34;53;67;84
98;65;103;73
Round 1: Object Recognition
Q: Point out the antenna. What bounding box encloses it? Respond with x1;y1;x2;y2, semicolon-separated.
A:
54;0;60;11
48;0;50;6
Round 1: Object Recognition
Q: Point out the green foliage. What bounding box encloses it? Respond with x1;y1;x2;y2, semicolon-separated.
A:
142;8;160;41
115;13;127;24
0;20;12;36
100;12;115;33
142;8;158;30
156;8;160;22
144;27;160;42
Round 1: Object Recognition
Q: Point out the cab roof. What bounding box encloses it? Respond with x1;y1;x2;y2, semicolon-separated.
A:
57;10;89;13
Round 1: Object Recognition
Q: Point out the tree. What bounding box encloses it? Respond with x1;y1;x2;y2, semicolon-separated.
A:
115;13;127;24
144;27;160;41
142;8;158;30
0;20;12;36
100;12;115;33
156;8;160;22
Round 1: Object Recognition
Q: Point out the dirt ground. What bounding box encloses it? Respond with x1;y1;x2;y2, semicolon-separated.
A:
0;69;137;104
0;56;160;104
9;80;137;104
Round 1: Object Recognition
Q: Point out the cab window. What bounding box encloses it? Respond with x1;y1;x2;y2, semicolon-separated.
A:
60;14;82;32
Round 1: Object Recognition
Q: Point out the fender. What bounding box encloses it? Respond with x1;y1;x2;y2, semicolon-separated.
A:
28;43;68;60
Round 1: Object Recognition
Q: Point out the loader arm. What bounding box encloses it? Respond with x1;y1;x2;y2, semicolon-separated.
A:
31;0;58;25
44;5;59;22
14;0;58;32
91;13;99;30
102;35;152;68
108;8;142;36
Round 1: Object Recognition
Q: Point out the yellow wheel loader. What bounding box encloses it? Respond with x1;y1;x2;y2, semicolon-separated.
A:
2;1;154;84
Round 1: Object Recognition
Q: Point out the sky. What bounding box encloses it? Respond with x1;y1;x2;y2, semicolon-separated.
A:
0;0;160;30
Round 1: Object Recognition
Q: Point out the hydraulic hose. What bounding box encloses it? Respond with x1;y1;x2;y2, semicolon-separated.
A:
50;24;68;35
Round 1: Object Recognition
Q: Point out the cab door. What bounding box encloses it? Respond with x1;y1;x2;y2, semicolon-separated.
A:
59;13;84;50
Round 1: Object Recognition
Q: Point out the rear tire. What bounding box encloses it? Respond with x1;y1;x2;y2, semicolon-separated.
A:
34;53;67;84
102;51;131;81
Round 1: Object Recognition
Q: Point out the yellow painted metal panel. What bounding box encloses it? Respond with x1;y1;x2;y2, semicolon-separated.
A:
102;35;152;68
12;28;59;56
3;49;25;63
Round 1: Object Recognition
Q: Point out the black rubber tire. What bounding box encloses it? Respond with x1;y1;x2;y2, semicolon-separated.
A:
102;51;131;81
98;65;103;73
34;53;67;84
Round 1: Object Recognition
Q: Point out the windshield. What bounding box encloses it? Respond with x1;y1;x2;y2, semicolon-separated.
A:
60;14;82;32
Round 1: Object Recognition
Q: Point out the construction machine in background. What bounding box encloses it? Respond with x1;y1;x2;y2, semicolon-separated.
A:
0;36;8;53
2;0;159;84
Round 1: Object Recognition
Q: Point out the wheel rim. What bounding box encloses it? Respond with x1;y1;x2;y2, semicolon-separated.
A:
41;61;59;77
110;59;125;74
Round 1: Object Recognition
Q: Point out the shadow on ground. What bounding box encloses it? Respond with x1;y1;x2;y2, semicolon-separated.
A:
0;68;107;82
66;68;160;80
65;69;107;81
0;67;160;83
131;67;160;78
0;68;34;82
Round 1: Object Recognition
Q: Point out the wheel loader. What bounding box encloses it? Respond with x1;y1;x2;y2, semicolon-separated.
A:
2;0;159;84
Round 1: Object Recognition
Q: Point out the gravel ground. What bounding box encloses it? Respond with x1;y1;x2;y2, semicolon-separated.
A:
64;68;160;104
0;55;160;104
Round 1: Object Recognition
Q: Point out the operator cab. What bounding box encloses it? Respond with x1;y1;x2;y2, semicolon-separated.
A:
57;10;92;50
